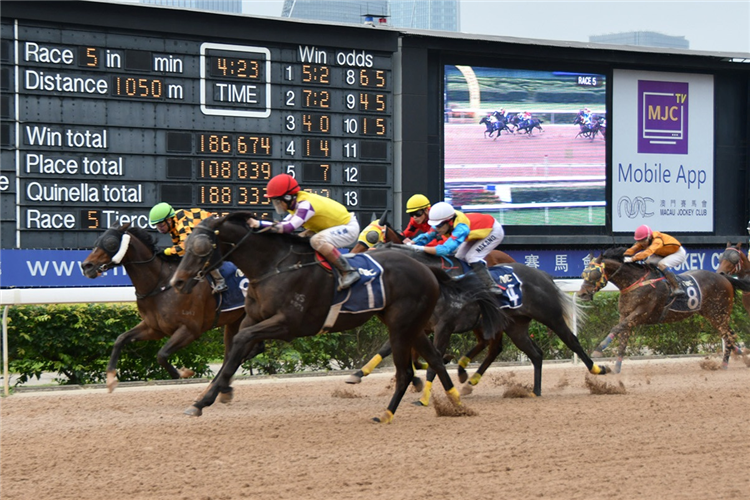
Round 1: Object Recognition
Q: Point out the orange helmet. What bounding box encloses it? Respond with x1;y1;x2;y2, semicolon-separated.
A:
634;224;652;241
266;174;300;198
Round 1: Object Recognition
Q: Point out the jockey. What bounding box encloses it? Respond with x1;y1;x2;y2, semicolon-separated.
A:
623;224;686;297
410;202;505;294
149;202;227;293
402;194;444;247
246;174;361;290
582;108;593;127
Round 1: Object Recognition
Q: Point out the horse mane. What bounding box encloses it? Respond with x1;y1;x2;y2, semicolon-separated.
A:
602;247;627;261
125;225;158;253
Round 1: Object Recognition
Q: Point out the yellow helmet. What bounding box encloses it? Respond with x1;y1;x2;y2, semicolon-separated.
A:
406;194;430;213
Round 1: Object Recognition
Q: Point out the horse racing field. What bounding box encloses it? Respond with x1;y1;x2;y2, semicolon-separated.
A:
2;356;749;500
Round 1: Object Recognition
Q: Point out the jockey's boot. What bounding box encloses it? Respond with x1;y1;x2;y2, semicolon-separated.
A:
209;268;228;294
662;268;685;297
471;261;502;295
333;255;360;291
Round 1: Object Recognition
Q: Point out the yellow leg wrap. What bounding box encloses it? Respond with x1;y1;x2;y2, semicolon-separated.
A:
417;361;429;370
418;380;433;406
458;356;471;369
447;387;462;406
590;364;602;375
361;354;383;376
468;373;482;386
374;410;394;424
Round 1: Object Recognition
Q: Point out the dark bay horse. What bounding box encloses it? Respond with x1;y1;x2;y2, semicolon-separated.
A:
577;247;750;373
80;224;246;393
169;213;508;423
349;244;609;403
716;242;750;317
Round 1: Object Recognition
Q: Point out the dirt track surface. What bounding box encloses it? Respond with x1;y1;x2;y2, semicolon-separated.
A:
3;357;750;500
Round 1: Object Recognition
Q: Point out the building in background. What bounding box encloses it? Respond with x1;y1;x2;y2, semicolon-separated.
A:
280;0;459;31
140;0;241;14
589;31;689;49
390;0;458;31
281;0;388;25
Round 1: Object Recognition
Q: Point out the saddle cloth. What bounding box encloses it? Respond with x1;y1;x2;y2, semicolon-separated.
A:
319;254;386;332
209;262;248;312
667;274;702;312
449;258;524;309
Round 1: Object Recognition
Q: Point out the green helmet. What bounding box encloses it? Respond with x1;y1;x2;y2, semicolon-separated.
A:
149;202;175;224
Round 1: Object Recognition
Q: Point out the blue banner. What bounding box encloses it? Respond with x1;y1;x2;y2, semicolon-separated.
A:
0;249;132;288
0;247;729;288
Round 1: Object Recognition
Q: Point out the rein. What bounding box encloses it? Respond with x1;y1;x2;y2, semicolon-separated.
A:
619;269;664;294
97;230;172;299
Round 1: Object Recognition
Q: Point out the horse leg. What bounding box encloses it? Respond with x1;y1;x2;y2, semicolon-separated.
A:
155;325;202;380
106;322;162;393
187;313;287;417
504;320;543;396
706;312;738;369
543;319;609;375
415;324;452;407
410;331;462;409
457;330;489;383
461;333;502;396
373;336;415;424
346;340;392;384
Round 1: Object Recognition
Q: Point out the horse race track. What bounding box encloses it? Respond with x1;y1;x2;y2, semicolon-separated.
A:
2;357;750;500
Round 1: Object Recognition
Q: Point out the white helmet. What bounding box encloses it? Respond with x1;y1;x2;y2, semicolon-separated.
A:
428;202;456;227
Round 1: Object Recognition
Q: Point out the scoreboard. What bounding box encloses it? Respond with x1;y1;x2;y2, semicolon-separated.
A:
0;3;395;249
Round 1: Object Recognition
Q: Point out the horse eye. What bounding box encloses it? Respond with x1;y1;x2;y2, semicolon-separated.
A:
190;235;213;257
101;235;120;253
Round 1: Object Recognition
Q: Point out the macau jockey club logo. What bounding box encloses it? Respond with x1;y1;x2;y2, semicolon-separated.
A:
618;196;654;219
637;80;689;155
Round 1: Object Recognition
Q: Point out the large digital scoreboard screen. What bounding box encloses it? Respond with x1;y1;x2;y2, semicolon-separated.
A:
0;6;394;249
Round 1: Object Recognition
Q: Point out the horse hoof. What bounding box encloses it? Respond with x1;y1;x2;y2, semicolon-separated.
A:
457;369;468;384
345;374;362;384
218;390;234;404
178;367;195;379
371;410;394;424
412;377;424;393
460;384;473;396
106;372;118;393
184;406;203;417
412;399;428;407
591;350;604;358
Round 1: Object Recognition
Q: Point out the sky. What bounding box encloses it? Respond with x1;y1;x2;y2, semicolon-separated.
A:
241;0;750;54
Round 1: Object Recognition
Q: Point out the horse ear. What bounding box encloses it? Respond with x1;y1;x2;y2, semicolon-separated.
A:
378;209;389;225
727;241;732;248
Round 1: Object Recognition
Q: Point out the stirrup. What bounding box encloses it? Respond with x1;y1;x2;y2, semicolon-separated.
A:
670;287;685;297
212;281;228;294
338;271;360;291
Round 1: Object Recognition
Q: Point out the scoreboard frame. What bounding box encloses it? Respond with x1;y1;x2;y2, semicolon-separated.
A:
0;1;399;249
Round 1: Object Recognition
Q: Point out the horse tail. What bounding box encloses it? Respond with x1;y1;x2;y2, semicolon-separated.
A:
555;283;588;330
427;266;510;340
723;274;750;292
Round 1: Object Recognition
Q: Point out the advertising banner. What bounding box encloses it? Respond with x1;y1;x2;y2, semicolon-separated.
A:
612;70;714;233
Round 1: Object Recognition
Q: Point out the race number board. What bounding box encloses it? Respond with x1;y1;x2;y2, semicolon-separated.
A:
0;5;394;248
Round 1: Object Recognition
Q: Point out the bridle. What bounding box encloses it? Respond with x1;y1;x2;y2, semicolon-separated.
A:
93;229;157;273
719;247;743;275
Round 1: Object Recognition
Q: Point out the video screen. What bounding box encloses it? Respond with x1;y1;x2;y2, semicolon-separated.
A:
443;65;607;226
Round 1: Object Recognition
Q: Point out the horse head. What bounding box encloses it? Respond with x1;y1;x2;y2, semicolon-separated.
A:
577;254;607;301
81;222;161;278
717;242;746;276
170;214;230;294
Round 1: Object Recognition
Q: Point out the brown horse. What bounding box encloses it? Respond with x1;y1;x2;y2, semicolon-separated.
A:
716;242;750;316
80;224;247;393
577;247;750;373
169;212;508;423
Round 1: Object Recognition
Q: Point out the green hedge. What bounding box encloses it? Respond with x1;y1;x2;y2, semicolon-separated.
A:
5;292;749;387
